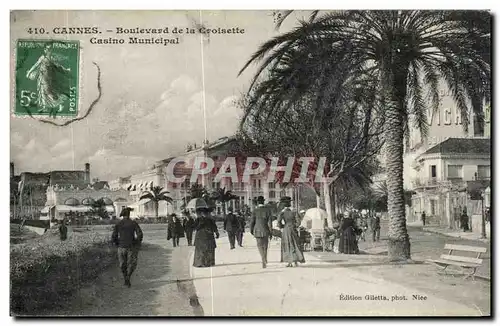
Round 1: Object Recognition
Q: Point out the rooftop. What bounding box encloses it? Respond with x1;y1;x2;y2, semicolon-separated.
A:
422;138;490;155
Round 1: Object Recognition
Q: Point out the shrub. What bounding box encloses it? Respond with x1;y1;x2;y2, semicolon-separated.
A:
11;219;50;229
10;230;117;315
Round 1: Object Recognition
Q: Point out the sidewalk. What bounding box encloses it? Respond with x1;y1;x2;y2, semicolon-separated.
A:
190;233;483;316
422;226;490;243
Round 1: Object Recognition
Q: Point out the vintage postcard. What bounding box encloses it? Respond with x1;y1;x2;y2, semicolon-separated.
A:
9;10;491;317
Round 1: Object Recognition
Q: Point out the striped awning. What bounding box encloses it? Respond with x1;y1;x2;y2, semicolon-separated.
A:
56;205;92;213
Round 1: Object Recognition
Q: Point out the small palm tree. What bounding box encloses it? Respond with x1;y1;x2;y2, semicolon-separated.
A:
212;187;238;217
90;198;109;219
139;186;173;220
180;182;210;210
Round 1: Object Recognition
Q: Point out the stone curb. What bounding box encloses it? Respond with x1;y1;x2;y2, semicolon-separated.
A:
422;227;490;244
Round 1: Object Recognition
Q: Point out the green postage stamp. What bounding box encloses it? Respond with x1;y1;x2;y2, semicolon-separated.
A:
14;39;80;117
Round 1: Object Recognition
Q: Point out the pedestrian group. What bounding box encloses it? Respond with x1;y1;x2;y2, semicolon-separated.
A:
109;198;385;287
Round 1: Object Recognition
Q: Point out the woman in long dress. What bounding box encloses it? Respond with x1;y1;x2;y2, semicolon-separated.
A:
193;207;220;268
339;211;360;254
277;198;305;267
25;44;71;114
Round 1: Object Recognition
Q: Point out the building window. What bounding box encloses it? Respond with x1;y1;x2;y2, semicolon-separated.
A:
252;179;257;188
269;182;275;189
430;165;437;178
430;199;437;215
447;165;463;179
258;179;262;189
478;165;490;180
269;190;276;199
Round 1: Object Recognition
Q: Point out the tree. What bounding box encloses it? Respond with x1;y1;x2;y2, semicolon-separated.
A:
180;182;213;210
139;186;173;220
239;10;490;261
238;88;383;222
90;198;109;219
211;187;238;217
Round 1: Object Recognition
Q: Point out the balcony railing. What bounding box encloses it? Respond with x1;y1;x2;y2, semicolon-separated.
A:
412;177;467;189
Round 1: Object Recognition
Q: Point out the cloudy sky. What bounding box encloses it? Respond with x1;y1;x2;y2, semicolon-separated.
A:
10;10;311;180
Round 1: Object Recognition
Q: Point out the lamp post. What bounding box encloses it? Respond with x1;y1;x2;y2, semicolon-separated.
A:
481;192;487;239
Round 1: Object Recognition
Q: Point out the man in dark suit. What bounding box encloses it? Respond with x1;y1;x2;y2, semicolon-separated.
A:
224;207;239;249
236;211;246;247
112;207;143;287
182;211;196;246
250;196;273;268
370;213;381;242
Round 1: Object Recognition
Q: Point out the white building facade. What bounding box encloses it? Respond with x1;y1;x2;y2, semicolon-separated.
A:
109;136;294;218
410;138;490;235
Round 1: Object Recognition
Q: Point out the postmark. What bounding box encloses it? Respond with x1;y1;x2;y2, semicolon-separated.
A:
14;39;80;117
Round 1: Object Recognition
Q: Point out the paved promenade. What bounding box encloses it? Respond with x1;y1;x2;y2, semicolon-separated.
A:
191;232;483;316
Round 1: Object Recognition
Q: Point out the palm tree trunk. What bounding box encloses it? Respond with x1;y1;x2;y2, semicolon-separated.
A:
384;85;411;261
154;201;159;220
331;184;336;219
323;179;333;225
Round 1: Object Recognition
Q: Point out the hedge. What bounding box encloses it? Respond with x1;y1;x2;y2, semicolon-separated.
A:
10;229;117;315
11;219;50;229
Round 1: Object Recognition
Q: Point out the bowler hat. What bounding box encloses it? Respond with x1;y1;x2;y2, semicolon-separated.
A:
120;207;134;217
256;196;265;204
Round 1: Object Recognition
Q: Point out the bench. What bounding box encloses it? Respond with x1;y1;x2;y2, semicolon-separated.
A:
426;244;487;280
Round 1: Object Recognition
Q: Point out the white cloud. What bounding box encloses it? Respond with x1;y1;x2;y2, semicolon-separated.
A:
170;74;198;94
25;139;36;151
88;148;158;179
50;139;71;153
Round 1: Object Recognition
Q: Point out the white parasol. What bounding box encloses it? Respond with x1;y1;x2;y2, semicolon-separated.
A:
186;198;209;210
300;208;330;230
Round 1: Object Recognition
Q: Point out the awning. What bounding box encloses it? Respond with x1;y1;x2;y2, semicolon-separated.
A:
40;206;54;214
55;205;92;213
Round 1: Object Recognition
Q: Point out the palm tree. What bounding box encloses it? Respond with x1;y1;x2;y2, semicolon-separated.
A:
90;198;109;220
139;186;173;220
180;182;211;210
212;187;238;217
239;10;490;261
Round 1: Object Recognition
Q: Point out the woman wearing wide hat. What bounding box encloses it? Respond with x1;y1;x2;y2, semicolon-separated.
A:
193;206;220;268
277;196;305;267
338;210;360;254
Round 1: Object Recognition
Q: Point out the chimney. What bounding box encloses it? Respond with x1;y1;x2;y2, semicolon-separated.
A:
85;163;90;182
10;162;14;178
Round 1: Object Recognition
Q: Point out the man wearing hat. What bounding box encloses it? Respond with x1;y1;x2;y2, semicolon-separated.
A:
250;196;273;268
224;207;239;249
112;207;143;287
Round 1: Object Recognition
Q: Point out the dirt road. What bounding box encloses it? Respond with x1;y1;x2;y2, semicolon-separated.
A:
45;227;203;316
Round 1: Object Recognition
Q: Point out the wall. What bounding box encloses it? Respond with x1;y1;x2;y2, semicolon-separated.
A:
419;157;443;181
442;157;490;181
46;186;131;205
